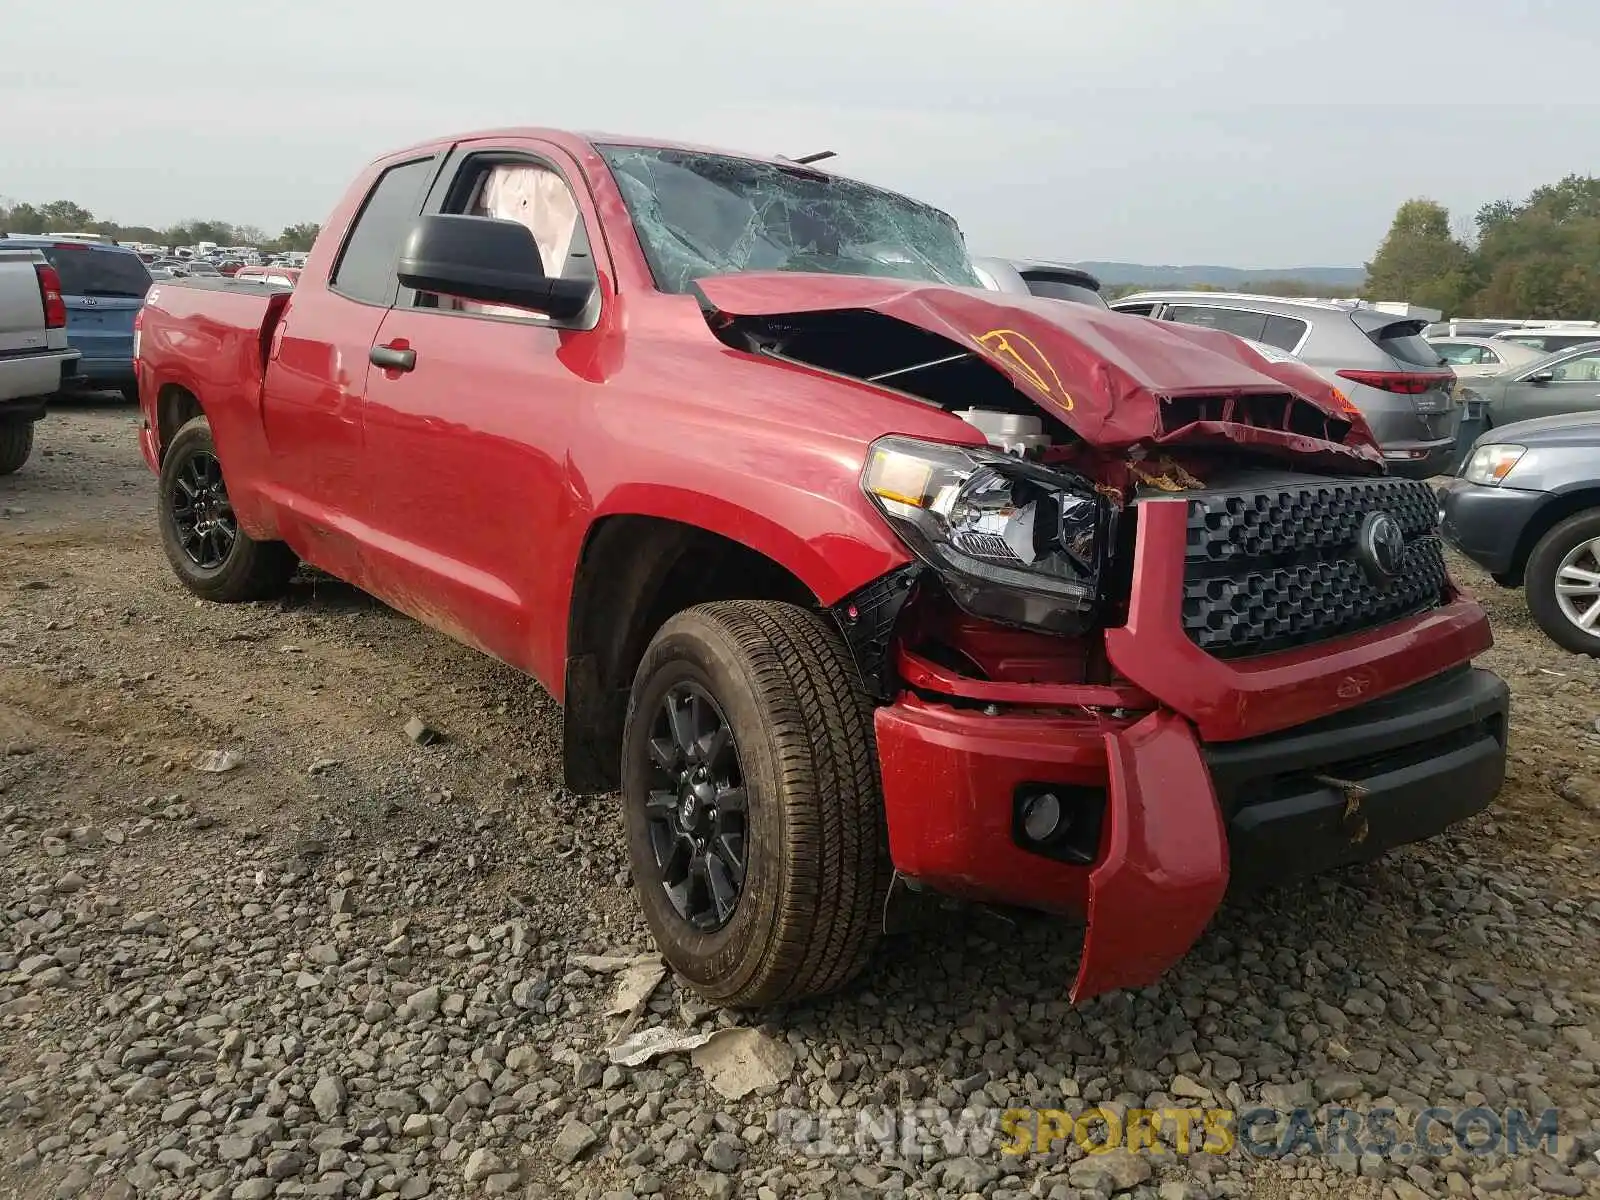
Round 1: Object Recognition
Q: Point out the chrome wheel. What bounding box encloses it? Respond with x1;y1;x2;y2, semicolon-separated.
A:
1554;536;1600;634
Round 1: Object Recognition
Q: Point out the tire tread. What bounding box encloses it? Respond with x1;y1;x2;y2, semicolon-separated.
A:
0;418;34;476
636;600;889;1006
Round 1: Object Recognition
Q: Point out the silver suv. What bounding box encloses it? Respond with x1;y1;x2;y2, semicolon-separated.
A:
1109;292;1459;479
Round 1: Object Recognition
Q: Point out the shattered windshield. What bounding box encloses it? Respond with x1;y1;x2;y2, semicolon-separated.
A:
597;145;981;294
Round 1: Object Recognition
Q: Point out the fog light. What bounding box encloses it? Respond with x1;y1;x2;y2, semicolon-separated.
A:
1021;791;1064;843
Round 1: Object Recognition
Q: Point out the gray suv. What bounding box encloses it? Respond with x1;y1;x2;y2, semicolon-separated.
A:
1109;292;1459;479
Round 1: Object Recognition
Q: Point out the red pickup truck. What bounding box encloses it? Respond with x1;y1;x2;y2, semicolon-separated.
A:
134;130;1509;1007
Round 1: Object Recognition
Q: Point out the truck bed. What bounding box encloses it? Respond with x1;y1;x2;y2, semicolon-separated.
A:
142;276;292;397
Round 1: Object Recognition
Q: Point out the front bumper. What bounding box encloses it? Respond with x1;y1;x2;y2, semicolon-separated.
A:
876;664;1507;1001
1210;665;1507;887
1438;476;1547;579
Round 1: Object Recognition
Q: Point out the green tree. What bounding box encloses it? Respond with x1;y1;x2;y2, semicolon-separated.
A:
1468;175;1600;318
36;199;96;230
276;222;321;252
1364;199;1474;314
0;201;45;234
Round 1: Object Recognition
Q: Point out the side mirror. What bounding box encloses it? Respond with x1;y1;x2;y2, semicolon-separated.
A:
1526;369;1556;385
397;214;594;323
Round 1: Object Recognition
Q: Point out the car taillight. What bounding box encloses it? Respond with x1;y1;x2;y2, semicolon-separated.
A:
132;307;144;363
1335;369;1451;395
35;265;67;328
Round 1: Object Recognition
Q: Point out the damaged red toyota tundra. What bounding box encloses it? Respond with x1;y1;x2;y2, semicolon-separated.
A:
134;130;1510;1007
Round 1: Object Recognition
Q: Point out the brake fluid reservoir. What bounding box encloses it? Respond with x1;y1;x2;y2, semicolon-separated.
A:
955;409;1051;457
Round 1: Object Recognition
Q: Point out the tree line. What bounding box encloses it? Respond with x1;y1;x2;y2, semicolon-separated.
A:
1363;175;1600;320
0;197;320;254
1097;175;1598;320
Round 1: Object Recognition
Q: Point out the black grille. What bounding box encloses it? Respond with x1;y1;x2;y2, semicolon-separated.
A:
1177;476;1447;658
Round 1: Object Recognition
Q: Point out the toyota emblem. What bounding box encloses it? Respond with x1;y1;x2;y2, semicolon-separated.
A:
1356;512;1406;583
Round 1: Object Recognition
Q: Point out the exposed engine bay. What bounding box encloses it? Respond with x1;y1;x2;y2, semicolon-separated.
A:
698;285;1403;698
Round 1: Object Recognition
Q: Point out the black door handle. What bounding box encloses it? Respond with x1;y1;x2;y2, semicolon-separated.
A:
370;343;416;372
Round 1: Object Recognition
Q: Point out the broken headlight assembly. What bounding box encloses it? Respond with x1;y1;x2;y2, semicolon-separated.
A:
861;436;1111;633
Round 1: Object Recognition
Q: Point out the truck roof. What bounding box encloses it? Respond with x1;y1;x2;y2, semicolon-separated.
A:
384;127;810;170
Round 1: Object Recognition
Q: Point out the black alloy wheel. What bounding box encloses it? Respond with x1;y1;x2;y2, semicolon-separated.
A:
643;682;748;931
170;449;237;569
621;601;889;1008
157;415;296;602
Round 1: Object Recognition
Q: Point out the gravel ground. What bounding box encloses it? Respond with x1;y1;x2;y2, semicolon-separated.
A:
2;402;1599;1200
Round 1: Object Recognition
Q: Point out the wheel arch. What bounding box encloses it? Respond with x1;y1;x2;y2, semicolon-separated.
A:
560;514;823;795
154;383;205;462
1499;487;1600;586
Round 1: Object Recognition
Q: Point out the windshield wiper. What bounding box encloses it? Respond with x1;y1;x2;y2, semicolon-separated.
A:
81;288;145;297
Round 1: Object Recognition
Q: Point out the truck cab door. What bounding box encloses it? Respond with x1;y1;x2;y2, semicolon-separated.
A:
259;154;438;580
355;140;616;687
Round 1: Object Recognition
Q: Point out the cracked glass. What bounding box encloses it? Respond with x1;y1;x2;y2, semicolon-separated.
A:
597;145;981;294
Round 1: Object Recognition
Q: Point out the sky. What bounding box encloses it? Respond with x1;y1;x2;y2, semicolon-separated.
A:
5;0;1598;268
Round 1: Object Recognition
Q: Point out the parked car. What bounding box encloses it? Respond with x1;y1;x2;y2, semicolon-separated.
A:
233;265;300;287
183;260;221;277
134;128;1508;1007
972;257;1108;308
1110;292;1459;477
1464;342;1600;428
0;243;80;473
1491;327;1600;354
1;237;151;403
1441;411;1600;656
1427;335;1544;379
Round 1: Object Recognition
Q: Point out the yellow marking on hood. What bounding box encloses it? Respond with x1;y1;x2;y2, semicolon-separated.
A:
975;328;1074;411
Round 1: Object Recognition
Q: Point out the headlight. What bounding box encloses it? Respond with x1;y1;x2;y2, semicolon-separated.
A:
861;436;1109;633
1462;443;1527;486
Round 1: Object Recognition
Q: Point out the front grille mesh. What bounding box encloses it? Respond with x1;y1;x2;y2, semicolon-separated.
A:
1178;477;1447;657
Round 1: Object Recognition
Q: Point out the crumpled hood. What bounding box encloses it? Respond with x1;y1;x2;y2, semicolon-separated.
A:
694;272;1383;468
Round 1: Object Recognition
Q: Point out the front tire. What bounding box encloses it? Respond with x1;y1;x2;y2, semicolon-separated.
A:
1525;509;1600;657
622;601;888;1007
0;417;34;475
158;416;296;602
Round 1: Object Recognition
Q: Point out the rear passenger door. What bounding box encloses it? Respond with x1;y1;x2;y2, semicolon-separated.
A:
259;153;438;578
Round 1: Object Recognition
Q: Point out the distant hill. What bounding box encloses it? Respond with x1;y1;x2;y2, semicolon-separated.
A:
1072;262;1368;290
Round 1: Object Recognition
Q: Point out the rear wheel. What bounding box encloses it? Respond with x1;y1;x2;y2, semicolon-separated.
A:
0;417;34;476
621;601;888;1007
158;416;296;602
1525;510;1600;657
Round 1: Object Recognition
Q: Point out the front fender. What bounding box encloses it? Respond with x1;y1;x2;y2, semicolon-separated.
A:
589;477;912;607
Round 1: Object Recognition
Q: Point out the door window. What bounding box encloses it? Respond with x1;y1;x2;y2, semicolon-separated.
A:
1434;342;1482;365
1549;352;1600;382
1260;313;1309;352
330;157;437;306
1165;305;1269;342
422;157;597;321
